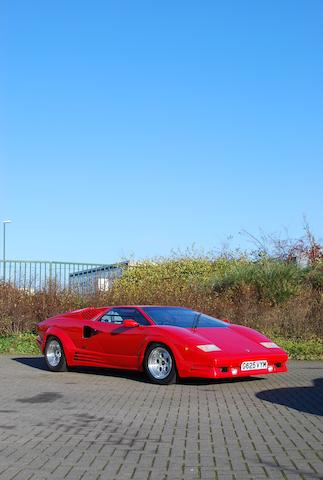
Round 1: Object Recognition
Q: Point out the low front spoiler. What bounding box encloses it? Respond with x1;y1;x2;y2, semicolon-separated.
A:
182;352;288;379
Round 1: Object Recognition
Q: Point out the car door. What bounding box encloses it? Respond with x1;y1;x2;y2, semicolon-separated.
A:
69;314;110;366
85;307;151;369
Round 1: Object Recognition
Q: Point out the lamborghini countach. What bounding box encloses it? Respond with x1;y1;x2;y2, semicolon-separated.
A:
36;305;288;384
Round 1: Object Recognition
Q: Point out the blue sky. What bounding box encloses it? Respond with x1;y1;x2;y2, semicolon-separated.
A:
1;1;322;263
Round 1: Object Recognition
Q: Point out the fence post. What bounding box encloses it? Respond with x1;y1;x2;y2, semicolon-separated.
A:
49;262;52;290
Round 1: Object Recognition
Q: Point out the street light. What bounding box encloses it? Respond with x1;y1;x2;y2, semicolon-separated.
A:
3;220;12;281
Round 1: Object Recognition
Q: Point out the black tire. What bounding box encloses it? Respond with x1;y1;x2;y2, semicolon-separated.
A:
144;343;177;385
44;336;68;372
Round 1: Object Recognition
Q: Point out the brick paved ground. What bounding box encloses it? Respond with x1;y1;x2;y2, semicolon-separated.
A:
0;356;322;480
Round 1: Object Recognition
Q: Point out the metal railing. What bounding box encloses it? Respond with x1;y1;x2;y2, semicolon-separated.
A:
0;260;128;293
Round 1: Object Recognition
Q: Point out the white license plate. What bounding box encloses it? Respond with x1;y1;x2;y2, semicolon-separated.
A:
241;360;268;371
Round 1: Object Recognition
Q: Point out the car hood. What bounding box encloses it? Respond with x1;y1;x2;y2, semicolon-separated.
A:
186;325;283;355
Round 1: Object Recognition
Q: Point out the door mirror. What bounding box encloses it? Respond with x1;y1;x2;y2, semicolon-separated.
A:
123;319;139;328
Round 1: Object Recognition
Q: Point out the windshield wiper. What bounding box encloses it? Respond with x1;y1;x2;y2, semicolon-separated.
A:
192;313;201;332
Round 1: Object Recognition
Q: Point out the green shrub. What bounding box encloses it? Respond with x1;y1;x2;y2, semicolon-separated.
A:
270;335;323;360
0;333;39;355
211;260;306;305
305;262;323;290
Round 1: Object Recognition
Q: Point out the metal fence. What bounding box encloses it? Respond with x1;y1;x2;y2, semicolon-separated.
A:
0;260;129;293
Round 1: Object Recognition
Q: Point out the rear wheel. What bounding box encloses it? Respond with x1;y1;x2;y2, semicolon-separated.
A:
144;344;177;385
44;337;68;372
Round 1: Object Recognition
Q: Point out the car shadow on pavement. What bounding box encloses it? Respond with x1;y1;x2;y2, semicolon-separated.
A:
13;356;48;371
256;377;323;416
12;357;148;382
69;366;149;383
258;459;323;480
12;357;265;386
178;376;264;386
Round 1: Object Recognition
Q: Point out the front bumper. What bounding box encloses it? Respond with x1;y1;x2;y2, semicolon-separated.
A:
182;352;288;378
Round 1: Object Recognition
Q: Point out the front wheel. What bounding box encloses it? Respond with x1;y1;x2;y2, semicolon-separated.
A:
44;337;68;372
144;344;177;385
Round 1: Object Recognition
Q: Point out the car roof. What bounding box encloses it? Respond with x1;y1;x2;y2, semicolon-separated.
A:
106;305;188;309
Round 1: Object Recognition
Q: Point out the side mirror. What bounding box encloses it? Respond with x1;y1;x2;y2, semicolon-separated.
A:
123;319;139;328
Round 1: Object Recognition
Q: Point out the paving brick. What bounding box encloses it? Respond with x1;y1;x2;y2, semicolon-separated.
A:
0;358;322;480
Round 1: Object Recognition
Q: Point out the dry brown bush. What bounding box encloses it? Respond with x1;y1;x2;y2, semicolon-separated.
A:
0;256;322;340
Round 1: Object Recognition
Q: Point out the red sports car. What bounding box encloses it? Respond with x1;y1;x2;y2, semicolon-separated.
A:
36;305;288;384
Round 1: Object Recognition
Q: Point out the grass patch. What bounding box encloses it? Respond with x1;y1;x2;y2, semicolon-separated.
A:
0;333;39;355
271;336;323;360
0;332;322;360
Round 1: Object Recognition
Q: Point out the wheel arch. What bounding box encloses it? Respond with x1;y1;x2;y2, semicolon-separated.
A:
43;327;76;365
139;337;185;376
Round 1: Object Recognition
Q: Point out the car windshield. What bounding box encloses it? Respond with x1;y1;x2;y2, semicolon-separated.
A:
143;307;229;328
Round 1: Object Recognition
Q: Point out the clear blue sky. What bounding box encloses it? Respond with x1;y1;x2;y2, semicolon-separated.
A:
1;1;322;263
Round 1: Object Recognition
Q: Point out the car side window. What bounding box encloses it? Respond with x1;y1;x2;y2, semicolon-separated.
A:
101;310;124;324
100;308;150;326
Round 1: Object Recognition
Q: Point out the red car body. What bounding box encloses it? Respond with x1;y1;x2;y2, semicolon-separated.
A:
36;305;288;381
